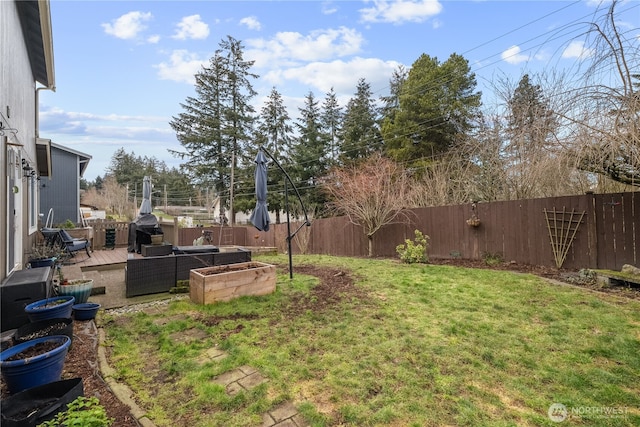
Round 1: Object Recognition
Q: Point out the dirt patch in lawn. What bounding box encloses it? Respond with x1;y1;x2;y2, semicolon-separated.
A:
283;265;372;316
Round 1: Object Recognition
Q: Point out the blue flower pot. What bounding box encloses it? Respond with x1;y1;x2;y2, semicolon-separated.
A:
28;258;56;268
72;303;101;321
56;279;93;304
0;335;71;394
24;296;75;322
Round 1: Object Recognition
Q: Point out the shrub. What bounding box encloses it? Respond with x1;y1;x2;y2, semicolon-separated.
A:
482;251;504;266
39;396;113;427
396;230;429;264
58;219;77;229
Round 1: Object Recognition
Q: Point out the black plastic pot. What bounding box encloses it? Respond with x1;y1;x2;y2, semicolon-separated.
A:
13;317;74;346
0;377;84;426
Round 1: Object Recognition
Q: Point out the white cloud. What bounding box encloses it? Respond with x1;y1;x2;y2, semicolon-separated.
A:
246;27;364;68
264;57;402;95
322;1;338;15
501;45;529;65
360;0;443;24
240;16;262;31
102;11;153;40
172;15;210;40
155;50;207;84
147;35;161;44
561;40;594;60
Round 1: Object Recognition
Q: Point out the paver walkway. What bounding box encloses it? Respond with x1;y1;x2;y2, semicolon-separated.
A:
197;348;308;427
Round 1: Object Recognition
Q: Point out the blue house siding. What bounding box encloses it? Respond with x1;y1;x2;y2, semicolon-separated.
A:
39;144;91;226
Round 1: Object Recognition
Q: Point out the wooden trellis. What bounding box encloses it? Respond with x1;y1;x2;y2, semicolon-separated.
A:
543;207;586;268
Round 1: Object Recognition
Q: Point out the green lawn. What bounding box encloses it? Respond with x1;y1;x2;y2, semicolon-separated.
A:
102;255;640;426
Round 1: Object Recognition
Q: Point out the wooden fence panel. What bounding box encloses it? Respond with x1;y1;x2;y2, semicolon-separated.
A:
270;191;637;270
84;192;637;270
88;220;129;248
595;192;638;270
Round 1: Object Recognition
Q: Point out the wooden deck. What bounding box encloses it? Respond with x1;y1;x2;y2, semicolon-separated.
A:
63;247;131;270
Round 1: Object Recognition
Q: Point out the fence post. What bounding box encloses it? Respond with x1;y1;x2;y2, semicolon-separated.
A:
587;192;599;268
173;217;179;246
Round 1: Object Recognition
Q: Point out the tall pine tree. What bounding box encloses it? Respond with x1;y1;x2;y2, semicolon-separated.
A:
321;87;343;166
381;53;481;165
290;92;329;215
170;36;258;223
340;78;381;162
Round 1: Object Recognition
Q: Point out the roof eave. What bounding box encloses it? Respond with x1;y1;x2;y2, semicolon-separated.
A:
38;0;55;89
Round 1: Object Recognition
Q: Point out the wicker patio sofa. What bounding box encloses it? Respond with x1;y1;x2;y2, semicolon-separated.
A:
125;247;251;297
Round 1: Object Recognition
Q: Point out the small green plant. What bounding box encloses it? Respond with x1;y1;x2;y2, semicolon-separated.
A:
38;396;113;427
59;219;77;229
396;230;429;264
482;251;504;266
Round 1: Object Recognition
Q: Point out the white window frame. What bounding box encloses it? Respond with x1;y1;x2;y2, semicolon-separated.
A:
28;172;38;233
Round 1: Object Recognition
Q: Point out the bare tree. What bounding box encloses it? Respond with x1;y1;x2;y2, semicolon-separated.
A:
558;0;639;187
100;176;132;220
323;153;411;256
292;207;316;255
407;155;476;207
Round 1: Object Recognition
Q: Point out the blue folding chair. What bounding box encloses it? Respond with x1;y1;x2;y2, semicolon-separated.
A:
57;229;91;259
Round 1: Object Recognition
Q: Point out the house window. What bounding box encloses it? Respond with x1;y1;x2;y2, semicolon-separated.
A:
28;174;38;232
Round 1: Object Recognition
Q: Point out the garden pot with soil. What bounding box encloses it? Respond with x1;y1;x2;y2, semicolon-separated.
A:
72;303;101;321
24;296;75;322
0;377;83;427
56;279;93;304
13;318;74;346
0;335;71;394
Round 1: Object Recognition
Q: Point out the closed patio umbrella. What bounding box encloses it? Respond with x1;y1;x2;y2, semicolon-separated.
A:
250;149;270;231
139;176;152;215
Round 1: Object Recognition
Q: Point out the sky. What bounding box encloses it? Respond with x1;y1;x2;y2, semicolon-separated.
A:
38;0;640;182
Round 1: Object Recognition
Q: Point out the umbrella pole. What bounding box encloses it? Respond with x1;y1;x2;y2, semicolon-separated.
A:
285;180;293;279
258;146;312;280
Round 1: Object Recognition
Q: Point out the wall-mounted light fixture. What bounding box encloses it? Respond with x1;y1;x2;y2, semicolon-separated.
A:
22;159;36;178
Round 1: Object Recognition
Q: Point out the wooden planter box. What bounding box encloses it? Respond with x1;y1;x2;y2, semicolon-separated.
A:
190;261;276;304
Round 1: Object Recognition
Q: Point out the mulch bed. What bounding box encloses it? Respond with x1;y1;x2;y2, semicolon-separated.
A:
1;320;140;426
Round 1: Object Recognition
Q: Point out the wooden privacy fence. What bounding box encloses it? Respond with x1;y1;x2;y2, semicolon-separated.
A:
258;192;638;271
84;192;637;271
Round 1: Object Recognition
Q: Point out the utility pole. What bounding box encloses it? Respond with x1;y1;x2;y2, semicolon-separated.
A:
164;184;167;211
229;150;235;225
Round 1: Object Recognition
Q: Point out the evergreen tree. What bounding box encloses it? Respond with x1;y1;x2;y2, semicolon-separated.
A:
505;74;558;198
507;74;556;160
291;92;329;215
236;87;293;222
170;35;258;223
379;65;407;123
340;78;381;162
381;53;481;165
321;87;343;166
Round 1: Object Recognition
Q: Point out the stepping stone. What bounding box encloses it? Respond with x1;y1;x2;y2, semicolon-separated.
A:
238;365;257;375
238;372;267;389
214;368;246;386
226;381;244;396
195;348;227;365
270;401;298;422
